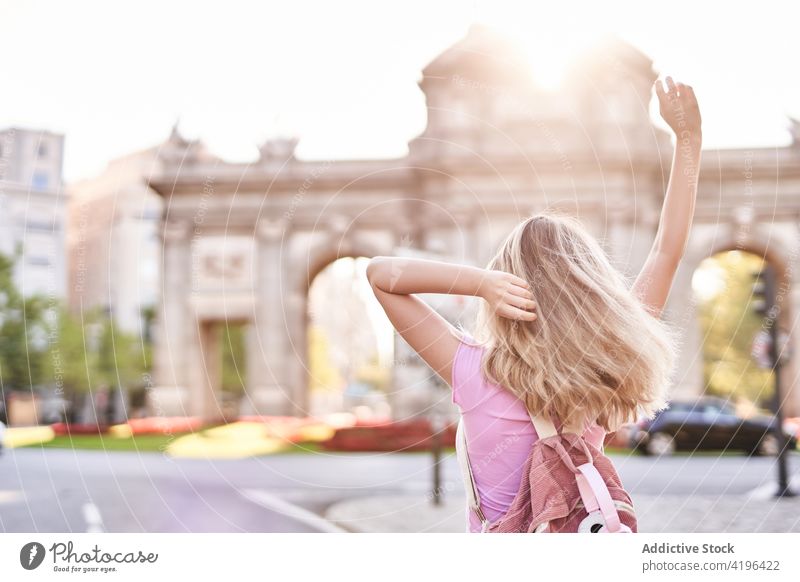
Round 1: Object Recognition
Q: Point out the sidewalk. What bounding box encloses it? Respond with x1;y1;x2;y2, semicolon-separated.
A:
325;486;800;533
326;494;467;533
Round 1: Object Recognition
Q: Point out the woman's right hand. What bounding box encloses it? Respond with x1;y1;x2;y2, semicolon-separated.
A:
655;76;701;139
478;270;537;321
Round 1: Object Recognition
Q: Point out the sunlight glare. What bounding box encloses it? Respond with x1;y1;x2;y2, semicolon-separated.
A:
475;2;608;89
692;260;726;302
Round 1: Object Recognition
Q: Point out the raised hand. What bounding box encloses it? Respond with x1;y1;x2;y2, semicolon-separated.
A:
655;76;701;139
633;77;702;318
479;270;537;321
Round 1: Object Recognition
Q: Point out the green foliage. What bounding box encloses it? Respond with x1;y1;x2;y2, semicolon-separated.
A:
94;315;148;390
220;323;246;394
0;250;152;424
46;306;92;399
695;251;773;407
44;307;149;396
0;252;49;390
33;433;177;452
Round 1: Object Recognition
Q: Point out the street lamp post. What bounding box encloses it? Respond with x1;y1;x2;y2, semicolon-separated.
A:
430;412;443;506
752;266;795;498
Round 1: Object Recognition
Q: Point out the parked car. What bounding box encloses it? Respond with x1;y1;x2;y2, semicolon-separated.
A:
629;397;797;456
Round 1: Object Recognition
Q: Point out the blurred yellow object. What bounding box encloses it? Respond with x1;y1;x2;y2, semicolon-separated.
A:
109;424;133;439
203;421;269;439
292;423;335;442
166;422;288;459
4;426;55;448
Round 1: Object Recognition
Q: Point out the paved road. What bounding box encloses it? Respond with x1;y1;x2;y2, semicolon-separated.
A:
0;447;797;532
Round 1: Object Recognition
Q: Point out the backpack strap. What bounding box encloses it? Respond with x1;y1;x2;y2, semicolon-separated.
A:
455;418;490;532
456;411;588;533
528;410;558;439
528;409;584;438
575;462;623;532
537;413;624;533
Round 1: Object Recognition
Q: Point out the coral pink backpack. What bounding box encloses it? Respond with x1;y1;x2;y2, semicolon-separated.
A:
456;410;637;533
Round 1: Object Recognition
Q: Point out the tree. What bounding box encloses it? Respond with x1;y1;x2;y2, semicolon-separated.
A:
93;315;148;423
95;316;144;389
0;251;49;421
43;308;149;424
220;323;246;395
45;307;93;422
695;251;773;408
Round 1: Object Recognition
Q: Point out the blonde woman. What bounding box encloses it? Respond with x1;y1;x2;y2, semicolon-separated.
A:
367;77;701;532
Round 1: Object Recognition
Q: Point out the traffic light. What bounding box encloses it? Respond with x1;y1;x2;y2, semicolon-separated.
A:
751;268;773;319
749;264;795;497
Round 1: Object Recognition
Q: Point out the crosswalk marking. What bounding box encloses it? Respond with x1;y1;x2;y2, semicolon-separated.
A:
82;501;104;533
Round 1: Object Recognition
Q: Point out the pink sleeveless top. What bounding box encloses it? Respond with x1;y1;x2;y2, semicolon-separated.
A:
452;335;606;532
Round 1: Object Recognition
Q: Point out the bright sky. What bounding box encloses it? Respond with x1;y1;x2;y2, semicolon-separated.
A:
3;0;799;182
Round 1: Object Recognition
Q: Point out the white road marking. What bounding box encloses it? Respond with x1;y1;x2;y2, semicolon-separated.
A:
238;488;347;533
82;501;104;533
745;476;800;501
0;490;23;504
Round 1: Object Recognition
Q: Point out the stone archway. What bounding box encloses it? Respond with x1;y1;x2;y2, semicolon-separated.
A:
684;236;800;416
146;220;263;423
288;235;397;417
145;186;415;423
145;25;800;422
303;254;394;417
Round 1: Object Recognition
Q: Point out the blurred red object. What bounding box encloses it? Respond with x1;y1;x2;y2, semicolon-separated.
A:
603;424;635;449
51;422;109;435
321;418;456;452
125;417;204;435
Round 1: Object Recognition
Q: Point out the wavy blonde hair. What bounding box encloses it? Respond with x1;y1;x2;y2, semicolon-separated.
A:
474;211;679;433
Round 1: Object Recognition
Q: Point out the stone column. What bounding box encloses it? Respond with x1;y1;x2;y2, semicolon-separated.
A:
242;217;296;416
148;219;192;417
605;201;659;279
186;320;223;422
663;255;705;400
386;222;441;420
285;288;309;416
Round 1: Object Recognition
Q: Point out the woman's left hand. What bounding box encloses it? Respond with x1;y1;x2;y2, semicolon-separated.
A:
478;270;538;321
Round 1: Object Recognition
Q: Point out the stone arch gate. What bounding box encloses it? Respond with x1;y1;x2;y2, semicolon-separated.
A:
145;141;800;424
146;160;439;422
144;27;800;423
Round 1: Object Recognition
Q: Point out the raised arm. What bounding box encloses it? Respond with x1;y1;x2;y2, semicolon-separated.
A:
367;257;535;386
632;76;702;317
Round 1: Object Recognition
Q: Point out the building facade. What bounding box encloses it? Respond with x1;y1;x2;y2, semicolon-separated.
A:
66;128;214;335
0;127;66;300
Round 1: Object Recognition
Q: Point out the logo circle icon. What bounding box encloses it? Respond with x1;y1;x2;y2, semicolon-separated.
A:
20;542;46;570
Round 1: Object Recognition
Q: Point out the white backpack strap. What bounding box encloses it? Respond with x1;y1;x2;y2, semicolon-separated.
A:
528;410;558;439
455;418;489;532
528;409;584;438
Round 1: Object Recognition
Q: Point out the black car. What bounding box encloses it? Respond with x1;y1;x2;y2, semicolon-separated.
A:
629;397;797;456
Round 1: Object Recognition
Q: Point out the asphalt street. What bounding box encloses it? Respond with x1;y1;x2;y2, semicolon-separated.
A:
1;447;797;532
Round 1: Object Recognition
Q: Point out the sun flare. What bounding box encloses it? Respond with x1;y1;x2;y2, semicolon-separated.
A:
475;3;608;89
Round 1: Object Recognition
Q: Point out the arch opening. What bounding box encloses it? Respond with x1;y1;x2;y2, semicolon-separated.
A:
306;256;394;420
691;249;776;415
